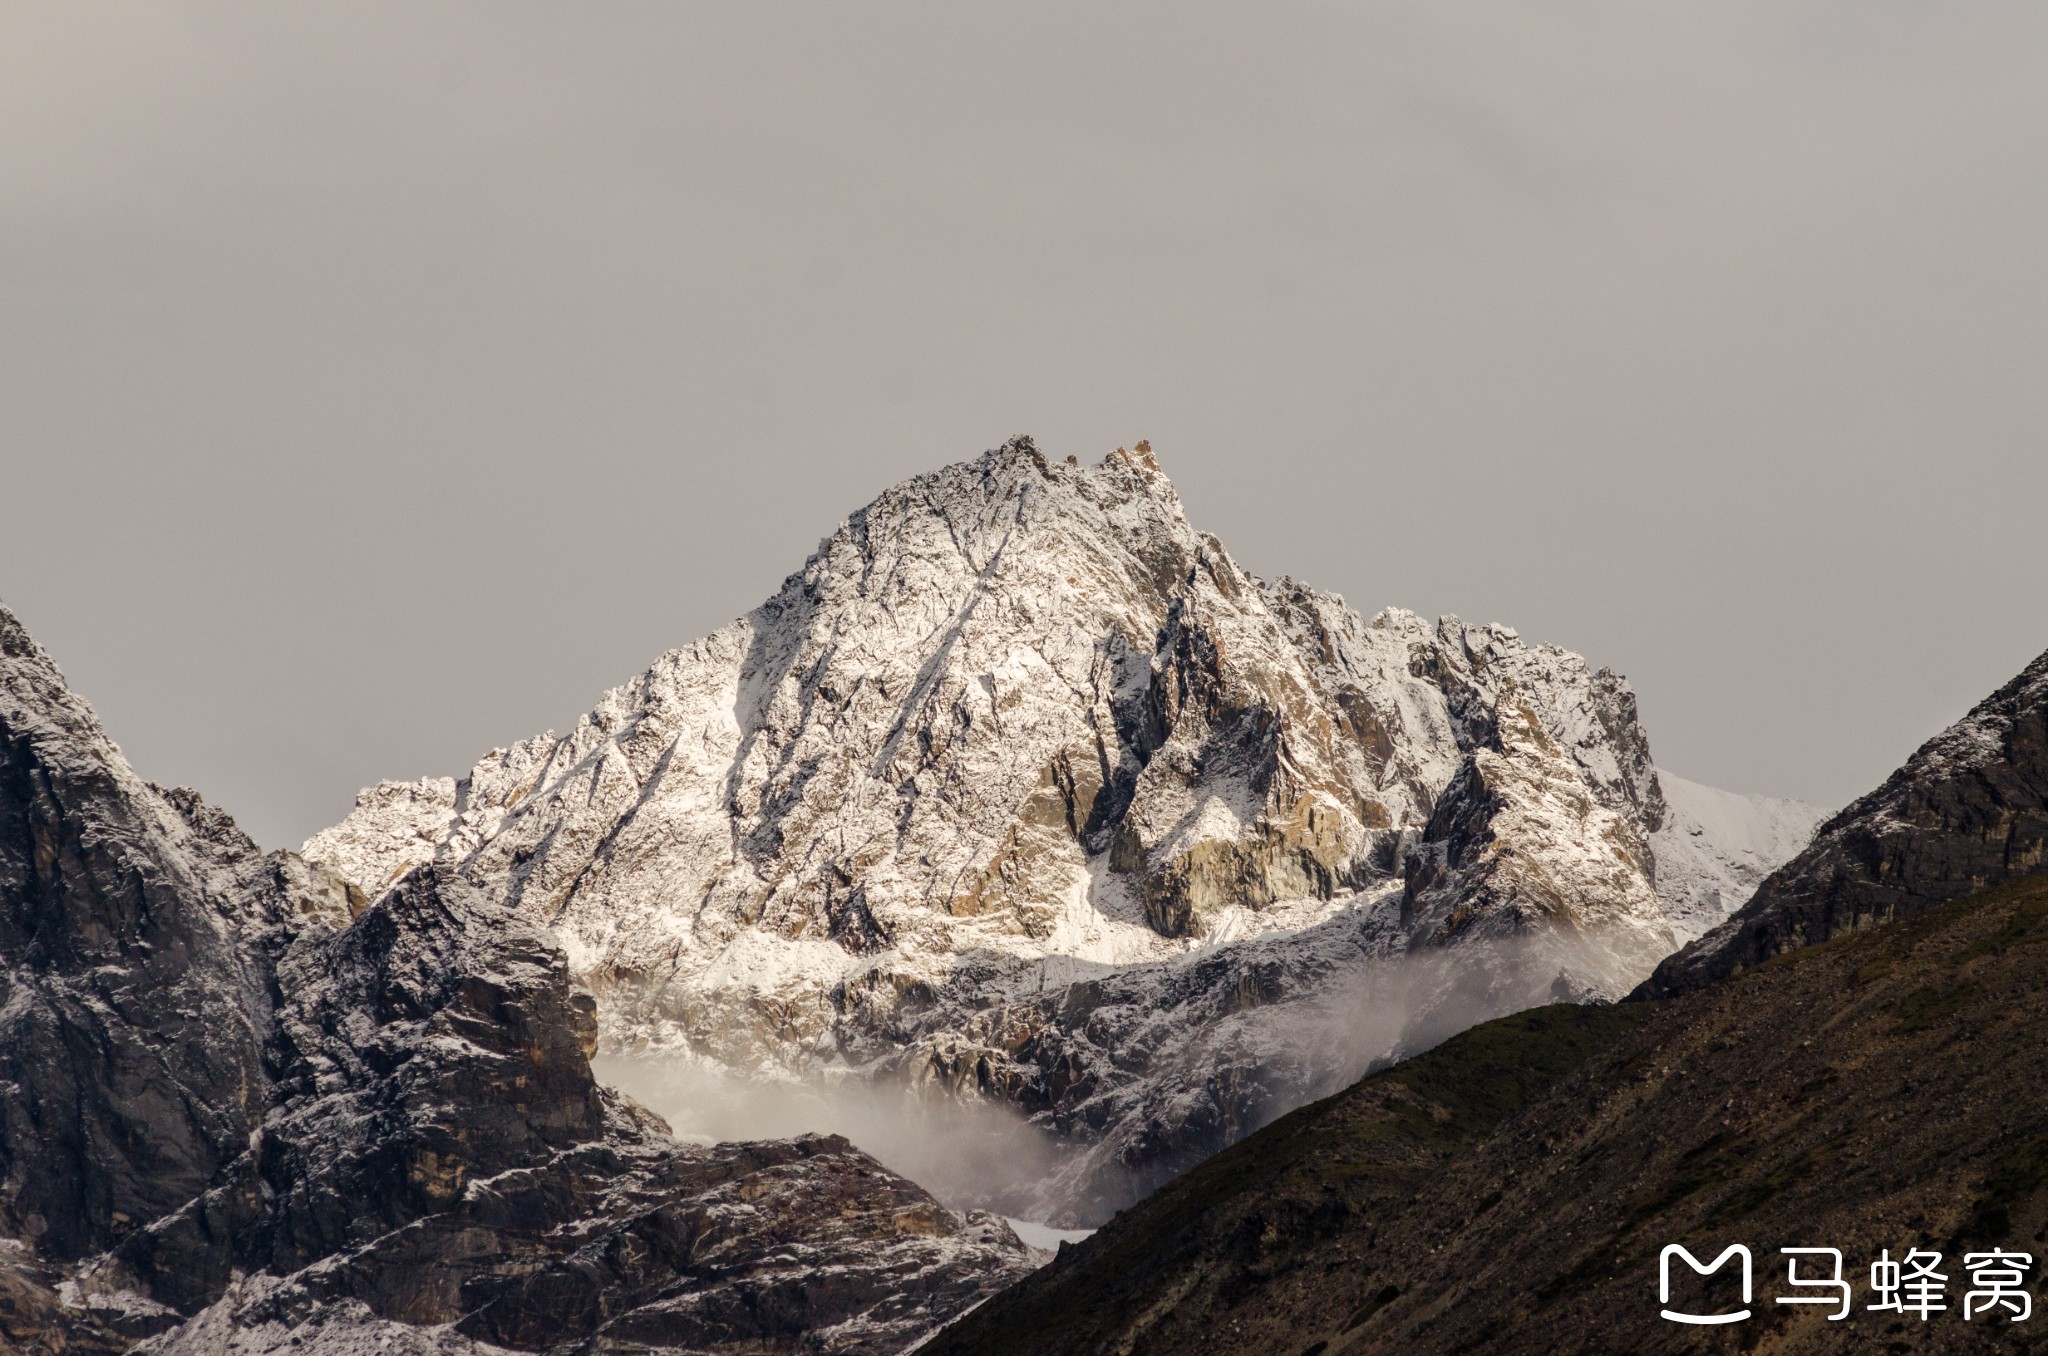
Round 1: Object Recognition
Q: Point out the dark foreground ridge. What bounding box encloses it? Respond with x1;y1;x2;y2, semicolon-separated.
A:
0;601;1032;1353
932;646;2048;1355
1639;644;2048;999
932;872;2048;1355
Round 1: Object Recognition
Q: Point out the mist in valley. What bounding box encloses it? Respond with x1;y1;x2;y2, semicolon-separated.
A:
594;1053;1072;1224
593;922;1654;1229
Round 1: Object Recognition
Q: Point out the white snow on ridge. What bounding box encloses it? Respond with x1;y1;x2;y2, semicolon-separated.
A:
1002;1218;1095;1251
1651;771;1828;943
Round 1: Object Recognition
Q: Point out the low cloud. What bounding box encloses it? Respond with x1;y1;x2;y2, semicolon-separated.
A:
595;1053;1067;1219
599;922;1659;1227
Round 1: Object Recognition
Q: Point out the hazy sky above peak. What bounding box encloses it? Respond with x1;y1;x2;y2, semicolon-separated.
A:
3;1;2044;848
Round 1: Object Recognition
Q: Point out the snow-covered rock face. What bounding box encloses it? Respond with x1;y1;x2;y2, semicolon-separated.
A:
307;439;1820;1222
1401;687;1673;996
1648;772;1829;944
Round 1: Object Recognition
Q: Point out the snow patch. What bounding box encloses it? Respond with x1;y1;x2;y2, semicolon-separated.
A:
1651;771;1828;942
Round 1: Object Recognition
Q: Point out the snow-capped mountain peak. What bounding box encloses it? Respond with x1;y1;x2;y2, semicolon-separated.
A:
307;439;1821;1221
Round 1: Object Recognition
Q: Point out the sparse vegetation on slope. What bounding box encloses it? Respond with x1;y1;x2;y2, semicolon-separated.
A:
932;873;2048;1355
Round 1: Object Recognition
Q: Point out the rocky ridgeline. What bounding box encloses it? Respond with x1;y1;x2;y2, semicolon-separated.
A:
0;604;1033;1353
309;439;1820;1223
1640;642;2048;998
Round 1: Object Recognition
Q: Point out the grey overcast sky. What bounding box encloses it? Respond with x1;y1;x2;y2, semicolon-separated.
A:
3;3;2045;849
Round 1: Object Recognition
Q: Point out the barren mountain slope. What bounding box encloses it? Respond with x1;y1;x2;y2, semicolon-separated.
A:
930;877;2048;1356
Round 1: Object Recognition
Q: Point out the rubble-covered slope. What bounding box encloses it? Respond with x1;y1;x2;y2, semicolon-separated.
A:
308;439;1819;1223
1640;644;2048;998
0;602;1033;1354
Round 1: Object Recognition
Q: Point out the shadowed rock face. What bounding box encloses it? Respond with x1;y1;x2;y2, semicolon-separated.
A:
0;605;274;1264
0;603;1033;1353
1638;644;2048;998
126;863;1035;1354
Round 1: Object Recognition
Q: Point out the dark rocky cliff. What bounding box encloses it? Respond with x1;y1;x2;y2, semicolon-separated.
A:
0;604;282;1267
0;602;1032;1353
1638;644;2048;998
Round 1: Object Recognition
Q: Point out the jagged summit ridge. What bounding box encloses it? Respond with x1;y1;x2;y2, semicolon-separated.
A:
307;439;1819;1219
311;440;1667;968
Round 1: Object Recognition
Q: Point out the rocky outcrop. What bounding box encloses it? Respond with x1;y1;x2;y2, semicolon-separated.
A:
0;604;277;1266
0;603;1033;1352
308;439;1818;1222
1638;643;2048;998
134;861;1031;1353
